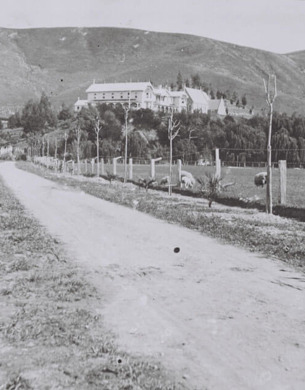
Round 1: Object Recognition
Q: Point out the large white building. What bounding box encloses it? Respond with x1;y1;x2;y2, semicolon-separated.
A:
74;81;226;115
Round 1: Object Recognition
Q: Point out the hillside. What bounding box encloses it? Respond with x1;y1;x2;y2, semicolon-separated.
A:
0;26;304;115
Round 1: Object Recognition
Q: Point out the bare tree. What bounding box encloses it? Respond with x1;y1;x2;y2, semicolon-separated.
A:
75;120;82;175
168;109;180;195
54;137;58;160
94;117;103;177
263;74;277;214
63;131;68;163
123;100;131;183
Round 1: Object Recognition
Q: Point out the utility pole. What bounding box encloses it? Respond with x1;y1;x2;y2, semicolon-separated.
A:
168;109;180;196
263;74;277;214
123;98;131;183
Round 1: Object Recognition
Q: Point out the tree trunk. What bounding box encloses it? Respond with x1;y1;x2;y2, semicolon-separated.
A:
266;105;273;214
169;137;172;196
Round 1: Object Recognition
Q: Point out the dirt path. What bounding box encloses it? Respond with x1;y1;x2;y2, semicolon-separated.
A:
1;162;305;390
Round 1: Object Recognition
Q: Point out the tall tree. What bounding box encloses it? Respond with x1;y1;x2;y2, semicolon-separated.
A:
176;71;183;91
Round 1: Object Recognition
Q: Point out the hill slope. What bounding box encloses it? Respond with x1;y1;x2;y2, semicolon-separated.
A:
0;27;304;115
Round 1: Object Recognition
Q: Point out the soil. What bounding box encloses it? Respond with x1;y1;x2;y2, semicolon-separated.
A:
1;161;305;390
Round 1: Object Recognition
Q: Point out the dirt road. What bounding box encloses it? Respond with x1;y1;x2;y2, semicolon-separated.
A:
1;162;304;390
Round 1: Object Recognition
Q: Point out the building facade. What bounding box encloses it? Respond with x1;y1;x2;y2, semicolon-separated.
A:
74;81;227;116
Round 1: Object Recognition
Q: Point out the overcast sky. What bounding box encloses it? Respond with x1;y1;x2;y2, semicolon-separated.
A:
1;0;304;53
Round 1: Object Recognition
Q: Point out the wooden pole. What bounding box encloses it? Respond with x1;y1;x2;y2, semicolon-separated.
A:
279;160;287;205
266;105;273;213
215;148;221;178
129;158;133;180
113;156;122;176
264;75;277;214
177;159;182;188
150;159;155;179
91;158;95;174
101;158;105;175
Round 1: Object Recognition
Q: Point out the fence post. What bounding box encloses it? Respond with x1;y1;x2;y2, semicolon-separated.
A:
177;159;182;181
101;158;105;175
113;156;122;176
91;158;95;174
279;160;287;205
215;148;221;178
150;157;162;179
85;160;88;174
150;159;155;179
129;158;133;180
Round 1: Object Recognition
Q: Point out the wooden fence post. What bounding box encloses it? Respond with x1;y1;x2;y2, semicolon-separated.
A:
177;159;182;180
215;148;221;178
129;158;133;180
279;160;287;205
113;156;122;176
150;157;162;179
85;160;88;174
91;158;95;174
101;158;105;175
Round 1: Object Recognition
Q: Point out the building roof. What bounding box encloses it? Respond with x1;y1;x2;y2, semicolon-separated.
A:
185;88;209;105
208;99;222;111
74;99;88;106
225;101;253;117
153;87;171;96
86;82;153;93
169;91;187;97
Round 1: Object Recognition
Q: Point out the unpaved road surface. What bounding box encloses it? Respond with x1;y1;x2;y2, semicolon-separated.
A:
1;162;305;390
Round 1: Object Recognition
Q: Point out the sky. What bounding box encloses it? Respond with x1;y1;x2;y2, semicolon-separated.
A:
0;0;305;53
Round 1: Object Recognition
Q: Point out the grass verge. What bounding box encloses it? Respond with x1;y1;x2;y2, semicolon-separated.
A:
16;162;305;271
0;172;185;389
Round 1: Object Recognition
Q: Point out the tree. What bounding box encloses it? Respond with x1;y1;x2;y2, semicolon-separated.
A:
21;93;57;133
216;90;222;99
263;74;277;214
191;73;201;89
167;110;180;195
58;104;73;120
241;95;247;107
94;117;104;177
176;71;183;91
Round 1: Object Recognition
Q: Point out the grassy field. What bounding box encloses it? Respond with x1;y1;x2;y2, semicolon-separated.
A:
0;171;185;389
17;162;305;270
80;162;305;208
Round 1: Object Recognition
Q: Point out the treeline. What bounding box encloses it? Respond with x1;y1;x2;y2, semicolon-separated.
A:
5;94;305;166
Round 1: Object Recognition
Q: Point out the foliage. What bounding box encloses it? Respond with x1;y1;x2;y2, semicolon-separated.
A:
197;174;222;207
58;104;73;120
21;93;57;133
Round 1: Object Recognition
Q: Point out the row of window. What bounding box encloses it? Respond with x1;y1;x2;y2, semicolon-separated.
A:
93;92;141;99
